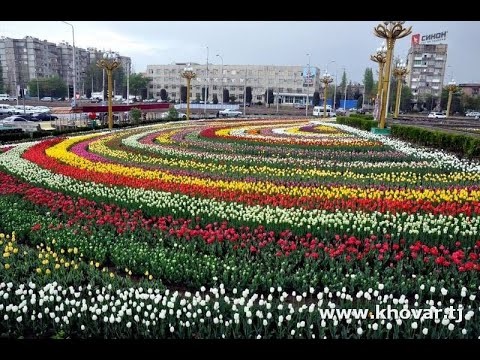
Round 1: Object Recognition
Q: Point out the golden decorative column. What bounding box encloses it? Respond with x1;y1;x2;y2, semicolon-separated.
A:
320;71;333;119
393;63;409;118
97;51;121;130
181;65;197;121
370;44;387;120
445;80;458;118
374;21;412;129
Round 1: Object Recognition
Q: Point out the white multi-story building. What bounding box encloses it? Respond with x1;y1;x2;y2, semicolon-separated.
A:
0;36;130;97
146;63;322;105
405;42;448;106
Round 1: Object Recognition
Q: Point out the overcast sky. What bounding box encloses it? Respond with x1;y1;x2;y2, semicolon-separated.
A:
1;21;479;84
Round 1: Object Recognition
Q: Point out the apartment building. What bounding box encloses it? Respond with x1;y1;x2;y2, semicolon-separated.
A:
146;63;322;105
405;41;448;105
0;36;130;97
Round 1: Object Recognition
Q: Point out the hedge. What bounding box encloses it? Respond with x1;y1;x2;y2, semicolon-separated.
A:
336;116;377;131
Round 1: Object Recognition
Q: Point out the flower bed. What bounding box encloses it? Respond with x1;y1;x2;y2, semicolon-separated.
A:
0;119;479;338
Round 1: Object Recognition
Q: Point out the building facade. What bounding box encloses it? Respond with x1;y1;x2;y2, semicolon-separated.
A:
458;83;480;97
405;42;448;106
146;63;322;105
0;36;130;97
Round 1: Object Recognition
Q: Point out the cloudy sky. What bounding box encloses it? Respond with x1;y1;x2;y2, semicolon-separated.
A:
1;21;478;84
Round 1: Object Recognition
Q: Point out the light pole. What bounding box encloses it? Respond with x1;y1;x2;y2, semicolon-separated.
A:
97;51;121;130
62;21;77;107
204;46;209;116
306;53;311;117
320;71;333;119
126;60;130;105
445;79;458;118
370;43;387;120
181;64;197;121
343;67;347;111
216;54;223;104
373;21;412;129
243;66;248;116
393;62;409;118
328;60;337;110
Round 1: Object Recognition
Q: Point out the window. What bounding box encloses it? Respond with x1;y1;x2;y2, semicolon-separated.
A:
256;95;263;100
213;85;217;90
231;87;236;91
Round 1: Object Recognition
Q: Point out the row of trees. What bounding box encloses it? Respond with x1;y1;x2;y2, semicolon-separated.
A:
25;65;150;99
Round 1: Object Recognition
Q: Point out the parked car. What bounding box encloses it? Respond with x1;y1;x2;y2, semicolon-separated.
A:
466;111;480;117
0;116;41;132
428;111;447;119
0;104;16;116
31;113;58;121
160;112;187;120
40;97;53;102
219;109;242;117
294;103;306;109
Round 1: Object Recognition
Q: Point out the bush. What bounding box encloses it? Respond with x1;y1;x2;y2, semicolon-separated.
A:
336;116;377;131
390;124;480;159
167;107;179;120
129;108;142;125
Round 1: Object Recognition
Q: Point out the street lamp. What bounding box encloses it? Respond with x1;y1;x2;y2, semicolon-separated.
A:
62;21;76;107
97;51;121;130
445;79;458;118
328;60;337;110
306;53;311;117
320;71;333;119
370;43;387;120
342;67;347;111
181;64;197;121
393;62;409;118
216;54;223;104
373;21;412;129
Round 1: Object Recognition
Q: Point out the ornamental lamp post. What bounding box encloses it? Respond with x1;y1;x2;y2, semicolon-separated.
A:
393;62;409;118
97;51;121;130
370;43;387;120
320;71;333;119
445;79;458;118
181;65;197;120
373;21;412;129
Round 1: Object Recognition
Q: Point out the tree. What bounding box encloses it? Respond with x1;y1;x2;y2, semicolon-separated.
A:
127;73;150;97
167;107;179;120
160;89;168;101
28;75;67;98
85;63;104;96
264;89;274;106
223;89;229;103
340;70;347;94
180;86;187;103
363;68;374;100
129;107;142;125
212;94;218;104
313;91;320;106
229;94;236;102
245;86;252;104
440;87;463;114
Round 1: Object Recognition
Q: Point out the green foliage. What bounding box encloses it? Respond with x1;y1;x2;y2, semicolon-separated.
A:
391;125;480;159
223;89;230;104
313;91;320;106
167;107;179;120
129;107;142;124
160;89;168;101
336;115;376;131
229;95;237;103
212;94;218;104
245;86;252;104
27;76;67;98
127;73;150;97
363;68;374;100
340;70;347;93
180;86;187;103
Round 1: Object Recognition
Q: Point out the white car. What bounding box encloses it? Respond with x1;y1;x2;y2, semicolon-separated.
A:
0;116;40;132
427;112;447;119
160;111;187;120
219;108;242;117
